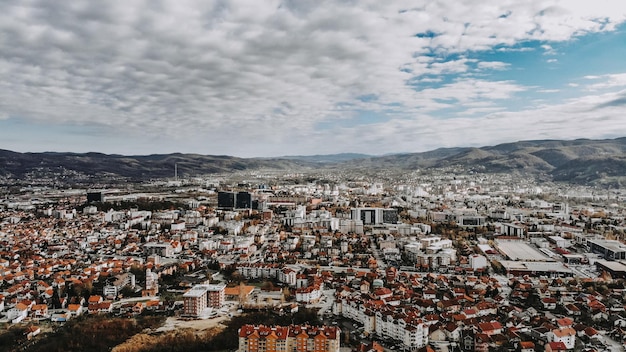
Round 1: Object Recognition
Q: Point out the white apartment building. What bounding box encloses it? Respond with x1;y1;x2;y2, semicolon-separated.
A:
336;296;428;350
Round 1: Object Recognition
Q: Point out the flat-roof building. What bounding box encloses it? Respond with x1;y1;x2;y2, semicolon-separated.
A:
595;260;626;279
500;223;526;237
351;207;398;225
183;284;226;317
588;239;626;260
496;240;552;262
500;261;573;278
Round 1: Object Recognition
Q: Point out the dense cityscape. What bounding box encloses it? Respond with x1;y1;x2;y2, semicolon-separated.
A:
2;1;626;351
1;167;625;352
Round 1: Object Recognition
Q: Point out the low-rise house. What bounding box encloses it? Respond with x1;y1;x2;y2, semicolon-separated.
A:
50;311;71;322
519;341;535;352
68;304;83;317
145;300;161;310
132;302;144;314
478;321;503;336
88;295;103;305
545;341;568;352
88;301;113;314
444;322;461;342
550;327;576;350
30;304;48;318
542;297;557;310
295;283;323;303
7;302;29;323
428;325;447;348
583;327;601;342
26;326;41;340
564;303;581;316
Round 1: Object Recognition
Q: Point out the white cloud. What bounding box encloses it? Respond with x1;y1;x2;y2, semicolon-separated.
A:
0;0;625;155
417;79;527;105
314;88;626;156
477;61;510;70
496;47;534;52
541;44;557;55
585;73;626;90
458;107;505;116
537;89;560;93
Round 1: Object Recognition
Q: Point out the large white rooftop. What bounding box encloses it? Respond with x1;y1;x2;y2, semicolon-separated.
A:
500;260;572;274
496;240;552;261
183;284;226;297
595;259;626;272
589;239;626;252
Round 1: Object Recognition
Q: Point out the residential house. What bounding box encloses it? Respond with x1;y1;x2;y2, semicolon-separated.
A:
545;341;568;352
519;341;535;352
550;328;576;350
7;303;28;323
68;304;83;317
30;304;48;318
26;326;41;340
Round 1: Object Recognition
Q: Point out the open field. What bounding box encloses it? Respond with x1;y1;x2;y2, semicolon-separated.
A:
157;315;229;332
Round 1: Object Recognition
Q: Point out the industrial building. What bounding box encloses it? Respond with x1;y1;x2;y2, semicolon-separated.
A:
588;239;626;260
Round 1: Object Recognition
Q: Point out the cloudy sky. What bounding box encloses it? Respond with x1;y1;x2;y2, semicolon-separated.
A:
1;0;626;157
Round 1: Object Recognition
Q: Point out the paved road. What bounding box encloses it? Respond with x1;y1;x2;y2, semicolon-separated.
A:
310;289;335;316
369;234;387;270
112;296;159;308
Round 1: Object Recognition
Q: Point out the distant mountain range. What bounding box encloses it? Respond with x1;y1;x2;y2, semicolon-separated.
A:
343;138;626;186
0;150;312;181
2;137;626;186
278;153;372;163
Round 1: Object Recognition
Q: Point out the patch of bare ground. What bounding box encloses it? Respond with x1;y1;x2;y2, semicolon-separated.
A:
112;326;224;352
156;315;229;332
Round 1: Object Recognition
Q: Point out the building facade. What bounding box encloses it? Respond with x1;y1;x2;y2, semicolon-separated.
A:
182;284;226;317
218;191;254;210
588;239;626;260
218;191;236;209
351;208;398;225
238;325;341;352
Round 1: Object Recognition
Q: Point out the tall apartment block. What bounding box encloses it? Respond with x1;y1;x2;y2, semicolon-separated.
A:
182;284;226;316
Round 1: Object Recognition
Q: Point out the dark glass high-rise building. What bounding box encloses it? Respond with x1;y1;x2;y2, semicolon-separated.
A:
87;192;103;203
382;209;398;224
236;191;252;209
217;191;236;209
351;207;398;224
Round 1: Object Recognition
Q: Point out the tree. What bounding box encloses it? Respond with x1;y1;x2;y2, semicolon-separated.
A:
526;292;541;309
76;281;94;300
66;282;78;298
120;285;137;298
229;271;244;284
51;287;62;309
261;281;275;291
282;287;291;301
130;265;146;283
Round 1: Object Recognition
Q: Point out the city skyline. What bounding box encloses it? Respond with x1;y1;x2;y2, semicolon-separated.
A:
1;1;626;157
